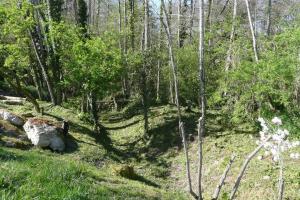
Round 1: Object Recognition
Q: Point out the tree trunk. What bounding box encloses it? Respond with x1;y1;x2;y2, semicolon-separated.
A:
31;65;43;100
89;91;101;133
198;0;205;198
224;0;237;71
129;0;135;50
245;0;259;62
177;0;181;47
161;0;197;198
267;0;272;36
28;30;56;105
141;0;149;136
206;0;213;47
46;0;62;105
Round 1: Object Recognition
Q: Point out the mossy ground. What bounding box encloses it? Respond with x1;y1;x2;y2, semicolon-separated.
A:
0;101;299;199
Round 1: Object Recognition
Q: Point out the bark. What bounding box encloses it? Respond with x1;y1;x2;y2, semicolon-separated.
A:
46;0;62;105
156;3;163;102
123;0;130;97
267;0;272;36
118;0;122;50
278;143;284;200
230;135;272;199
141;0;149;136
189;0;195;42
156;60;161;102
177;0;181;47
28;30;56;105
198;0;205;198
31;65;43;100
129;0;135;50
245;0;259;62
89;91;101;133
224;0;237;71
220;0;230;15
212;154;236;200
161;1;197;198
206;0;213;47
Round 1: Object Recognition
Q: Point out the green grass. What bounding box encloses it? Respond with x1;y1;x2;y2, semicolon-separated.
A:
0;148;186;200
0;101;299;199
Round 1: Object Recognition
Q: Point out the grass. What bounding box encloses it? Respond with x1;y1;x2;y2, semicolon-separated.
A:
0;148;186;200
0;101;299;199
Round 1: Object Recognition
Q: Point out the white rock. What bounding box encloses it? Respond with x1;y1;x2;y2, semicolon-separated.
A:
0;109;24;126
23;118;65;152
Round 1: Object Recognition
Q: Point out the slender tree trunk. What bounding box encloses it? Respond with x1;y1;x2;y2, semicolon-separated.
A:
161;1;197;198
156;60;161;102
46;0;62;105
267;0;272;36
177;0;181;47
206;0;213;47
189;0;195;42
141;0;149;136
89;91;101;133
278;143;284;200
129;0;135;50
220;0;230;15
197;0;205;198
118;0;122;50
123;0;130;97
31;65;43;100
28;30;56;105
245;0;259;62
224;0;237;71
156;3;163;102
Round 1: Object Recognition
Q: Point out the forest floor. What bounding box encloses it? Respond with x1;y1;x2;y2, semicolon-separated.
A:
0;101;299;199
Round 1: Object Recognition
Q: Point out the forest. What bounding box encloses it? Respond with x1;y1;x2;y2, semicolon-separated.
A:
0;0;299;199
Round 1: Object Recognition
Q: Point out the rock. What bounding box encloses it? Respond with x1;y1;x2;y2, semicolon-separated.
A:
4;141;16;148
21;113;35;119
0;109;25;126
1;100;24;105
0;96;25;105
112;165;136;179
23;118;65;152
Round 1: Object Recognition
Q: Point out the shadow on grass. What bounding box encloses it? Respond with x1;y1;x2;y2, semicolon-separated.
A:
0;148;24;161
142;114;198;161
130;174;160;188
105;119;141;130
43;112;137;160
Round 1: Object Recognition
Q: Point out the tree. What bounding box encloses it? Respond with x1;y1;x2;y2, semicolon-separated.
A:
197;0;205;198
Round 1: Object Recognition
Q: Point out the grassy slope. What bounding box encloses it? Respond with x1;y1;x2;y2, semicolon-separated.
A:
0;101;299;200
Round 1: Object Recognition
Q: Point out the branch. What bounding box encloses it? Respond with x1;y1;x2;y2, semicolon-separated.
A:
212;154;236;200
230;135;272;199
220;0;230;15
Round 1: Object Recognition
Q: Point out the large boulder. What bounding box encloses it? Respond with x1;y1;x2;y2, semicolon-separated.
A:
0;109;25;126
23;118;65;152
